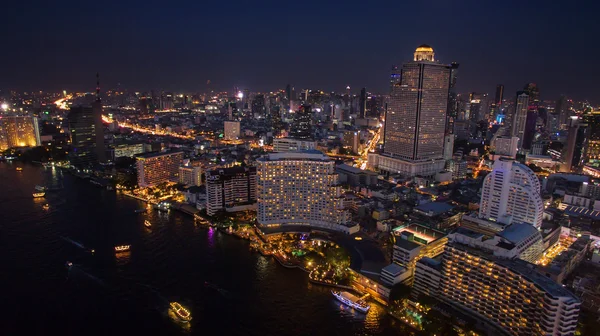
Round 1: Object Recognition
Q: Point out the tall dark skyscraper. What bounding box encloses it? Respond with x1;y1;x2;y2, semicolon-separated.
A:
556;95;569;129
379;45;451;176
562;116;587;172
69;74;106;167
494;84;504;106
522;109;538;150
289;105;312;139
92;73;106;163
359;88;367;119
523;83;540;105
511;91;529;149
251;94;266;117
447;63;459;113
68;106;98;167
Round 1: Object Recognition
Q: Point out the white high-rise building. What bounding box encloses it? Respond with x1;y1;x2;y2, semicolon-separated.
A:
479;158;543;228
493;136;519;158
377;45;451;177
256;150;355;233
443;134;455;161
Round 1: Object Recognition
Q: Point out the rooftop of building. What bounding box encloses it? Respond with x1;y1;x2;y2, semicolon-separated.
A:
259;150;329;162
417;257;442;270
497;222;540;244
414;202;454;216
336;163;376;175
205;165;256;175
394;223;447;244
137;150;183;159
394;237;422;251
564;205;600;220
381;263;407;276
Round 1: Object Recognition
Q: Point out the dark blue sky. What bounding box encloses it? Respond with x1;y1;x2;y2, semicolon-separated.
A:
2;0;598;102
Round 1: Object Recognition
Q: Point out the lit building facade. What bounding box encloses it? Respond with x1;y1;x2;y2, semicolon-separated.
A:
113;143;145;158
224;121;240;140
179;165;202;187
136;151;183;188
379;45;450;176
493;136;519;158
273;137;316;152
438;244;580;336
205;166;256;216
479;158;543;228
256;151;351;232
392;224;447;280
0;116;40;150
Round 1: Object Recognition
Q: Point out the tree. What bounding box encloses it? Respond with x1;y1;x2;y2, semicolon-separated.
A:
325;247;350;278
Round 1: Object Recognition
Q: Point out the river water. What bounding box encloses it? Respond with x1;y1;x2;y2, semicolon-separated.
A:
0;162;412;335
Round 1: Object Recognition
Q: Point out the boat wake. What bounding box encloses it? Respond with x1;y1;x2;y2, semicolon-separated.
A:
67;263;105;287
60;236;85;249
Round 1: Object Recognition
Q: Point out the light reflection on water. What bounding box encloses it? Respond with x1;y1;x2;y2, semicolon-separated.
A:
1;162;405;336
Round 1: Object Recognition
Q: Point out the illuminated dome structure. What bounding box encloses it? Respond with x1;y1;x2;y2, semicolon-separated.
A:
413;44;435;62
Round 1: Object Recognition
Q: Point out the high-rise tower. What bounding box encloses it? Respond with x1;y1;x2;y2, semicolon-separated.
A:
379;45;451;176
511;91;529;149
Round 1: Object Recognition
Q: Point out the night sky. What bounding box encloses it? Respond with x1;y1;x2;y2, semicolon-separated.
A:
2;0;598;102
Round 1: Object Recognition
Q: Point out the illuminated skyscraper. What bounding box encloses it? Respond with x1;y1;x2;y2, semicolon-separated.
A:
0;116;41;150
256;151;354;233
379;45;451;176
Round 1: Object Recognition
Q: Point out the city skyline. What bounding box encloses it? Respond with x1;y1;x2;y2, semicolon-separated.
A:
1;1;598;103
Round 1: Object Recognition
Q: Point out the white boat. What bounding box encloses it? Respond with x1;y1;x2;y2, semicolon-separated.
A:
114;245;131;253
332;291;370;313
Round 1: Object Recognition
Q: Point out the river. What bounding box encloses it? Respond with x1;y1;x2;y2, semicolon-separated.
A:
0;162;413;335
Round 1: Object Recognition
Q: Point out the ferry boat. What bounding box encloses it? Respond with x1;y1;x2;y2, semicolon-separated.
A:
16;167;23;171
114;245;131;253
144;220;152;228
169;302;192;322
32;191;46;198
332;291;370;313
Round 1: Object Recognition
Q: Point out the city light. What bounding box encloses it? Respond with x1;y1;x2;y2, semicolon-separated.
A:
1;103;8;110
